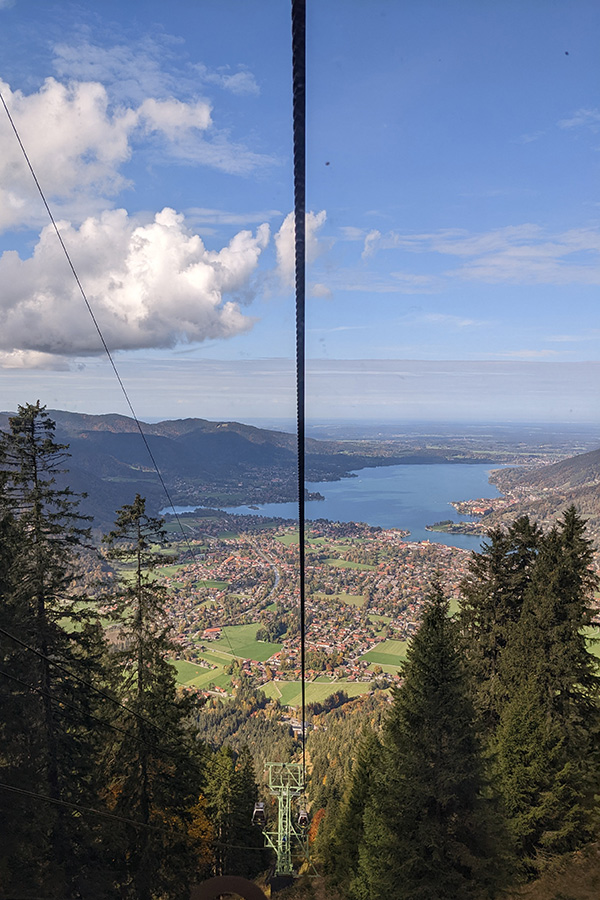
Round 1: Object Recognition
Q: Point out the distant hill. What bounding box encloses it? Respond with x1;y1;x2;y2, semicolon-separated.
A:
488;446;600;542
0;408;521;534
0;409;412;532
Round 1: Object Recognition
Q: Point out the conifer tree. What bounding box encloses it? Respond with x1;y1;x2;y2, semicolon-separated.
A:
459;516;541;732
204;744;264;879
324;729;380;894
494;507;600;869
0;402;110;897
355;580;508;900
102;494;204;899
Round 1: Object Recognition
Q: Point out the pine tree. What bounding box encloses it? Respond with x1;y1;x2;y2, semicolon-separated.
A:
459;516;541;732
0;402;111;897
102;494;204;899
203;744;264;879
355;580;508;900
324;729;381;894
494;507;600;870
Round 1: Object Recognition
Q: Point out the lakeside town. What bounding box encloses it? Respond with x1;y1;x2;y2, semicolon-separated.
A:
130;512;474;699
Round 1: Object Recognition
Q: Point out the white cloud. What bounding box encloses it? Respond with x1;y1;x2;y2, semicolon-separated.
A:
545;331;600;343
339;226;365;241
274;211;327;286
0;207;270;362
0;350;70;369
558;108;600;130
359;223;600;286
0;70;274;232
0;77;136;231
53;39;177;104
517;130;545;144
310;283;333;299
421;313;481;329
54;40;260;102
362;229;382;258
492;349;561;360
198;65;260;97
139;96;212;135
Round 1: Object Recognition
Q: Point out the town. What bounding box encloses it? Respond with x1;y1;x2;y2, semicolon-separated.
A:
138;511;473;703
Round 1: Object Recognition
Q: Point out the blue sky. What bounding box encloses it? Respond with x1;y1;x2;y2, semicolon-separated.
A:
0;0;599;423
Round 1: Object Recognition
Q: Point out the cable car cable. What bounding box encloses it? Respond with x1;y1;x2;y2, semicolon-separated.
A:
292;0;308;791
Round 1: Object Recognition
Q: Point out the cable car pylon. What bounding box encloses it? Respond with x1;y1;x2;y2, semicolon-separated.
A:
253;763;313;878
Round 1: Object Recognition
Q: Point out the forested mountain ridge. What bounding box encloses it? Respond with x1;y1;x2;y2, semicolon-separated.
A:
488;446;600;541
0;409;502;530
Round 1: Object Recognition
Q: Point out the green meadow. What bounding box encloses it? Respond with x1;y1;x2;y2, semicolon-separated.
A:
208;623;283;662
172;657;232;691
261;680;369;707
361;638;409;668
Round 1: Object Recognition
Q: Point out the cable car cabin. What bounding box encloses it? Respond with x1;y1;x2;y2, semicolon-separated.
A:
297;808;309;829
252;802;266;826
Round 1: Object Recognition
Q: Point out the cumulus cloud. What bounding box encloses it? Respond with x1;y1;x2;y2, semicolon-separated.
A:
0;77;136;231
0;72;274;232
0;207;270;361
274;211;327;285
0;350;70;369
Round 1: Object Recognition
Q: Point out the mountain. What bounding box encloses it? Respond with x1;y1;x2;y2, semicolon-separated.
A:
0;410;409;531
489;446;600;540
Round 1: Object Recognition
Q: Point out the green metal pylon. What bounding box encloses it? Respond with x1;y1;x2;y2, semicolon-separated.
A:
261;763;309;876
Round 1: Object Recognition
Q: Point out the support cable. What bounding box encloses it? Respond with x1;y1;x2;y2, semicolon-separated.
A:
291;0;307;787
0;90;200;567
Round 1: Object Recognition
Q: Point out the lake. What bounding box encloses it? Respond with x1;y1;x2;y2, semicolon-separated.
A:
167;463;505;551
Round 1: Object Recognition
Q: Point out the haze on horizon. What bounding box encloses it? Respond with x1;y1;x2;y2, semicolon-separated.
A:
0;2;598;426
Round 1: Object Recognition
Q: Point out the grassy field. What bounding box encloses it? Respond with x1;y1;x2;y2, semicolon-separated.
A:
172;658;232;691
157;564;188;577
209;623;283;662
324;558;377;571
312;592;365;607
197;579;228;589
361;639;409;667
368;614;391;624
276;532;300;547
261;680;370;707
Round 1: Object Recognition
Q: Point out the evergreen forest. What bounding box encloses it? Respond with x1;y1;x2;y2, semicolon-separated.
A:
2;403;600;899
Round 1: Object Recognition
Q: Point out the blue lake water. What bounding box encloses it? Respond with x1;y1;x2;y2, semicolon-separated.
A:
167;463;505;551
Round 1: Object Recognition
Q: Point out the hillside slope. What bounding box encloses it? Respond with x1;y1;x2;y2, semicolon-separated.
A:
488;446;600;541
